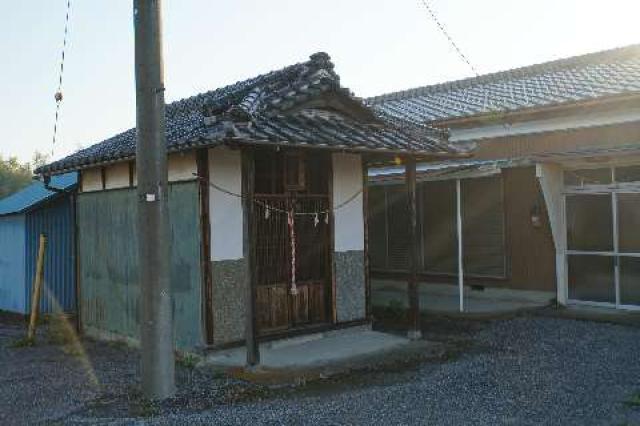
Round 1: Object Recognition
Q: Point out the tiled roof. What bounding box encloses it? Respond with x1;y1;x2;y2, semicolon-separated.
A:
367;44;640;124
37;53;454;175
0;172;77;216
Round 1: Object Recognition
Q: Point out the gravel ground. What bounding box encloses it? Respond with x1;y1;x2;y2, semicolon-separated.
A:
0;314;236;425
2;313;640;425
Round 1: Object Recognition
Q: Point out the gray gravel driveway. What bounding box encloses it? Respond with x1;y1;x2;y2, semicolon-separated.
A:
2;313;640;425
153;317;640;425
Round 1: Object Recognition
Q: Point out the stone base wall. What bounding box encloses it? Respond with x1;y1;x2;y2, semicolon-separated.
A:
212;258;247;344
335;250;366;322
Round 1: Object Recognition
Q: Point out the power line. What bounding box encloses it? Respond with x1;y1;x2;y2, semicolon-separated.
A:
52;0;72;157
417;0;515;130
417;0;479;77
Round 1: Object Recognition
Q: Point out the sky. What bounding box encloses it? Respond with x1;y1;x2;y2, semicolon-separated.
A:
1;0;639;164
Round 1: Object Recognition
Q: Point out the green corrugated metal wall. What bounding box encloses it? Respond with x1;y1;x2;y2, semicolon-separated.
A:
77;182;202;349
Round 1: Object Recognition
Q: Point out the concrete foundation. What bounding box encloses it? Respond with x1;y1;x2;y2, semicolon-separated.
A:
204;325;408;369
373;279;554;315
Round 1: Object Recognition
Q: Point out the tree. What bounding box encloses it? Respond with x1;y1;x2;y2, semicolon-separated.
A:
0;151;51;199
0;155;32;199
32;151;50;171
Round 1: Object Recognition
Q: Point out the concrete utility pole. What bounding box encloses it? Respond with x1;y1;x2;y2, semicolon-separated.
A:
133;0;175;399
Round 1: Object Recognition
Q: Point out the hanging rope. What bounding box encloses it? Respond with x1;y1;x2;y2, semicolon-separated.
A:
193;174;363;217
51;0;72;157
287;209;298;296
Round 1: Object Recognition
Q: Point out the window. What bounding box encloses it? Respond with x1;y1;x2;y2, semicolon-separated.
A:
420;175;506;277
620;257;640;306
563;163;640;309
461;176;506;277
568;255;615;303
284;152;305;191
615;165;640;183
421;180;457;274
563;168;612;186
369;175;507;277
618;194;640;253
566;194;613;252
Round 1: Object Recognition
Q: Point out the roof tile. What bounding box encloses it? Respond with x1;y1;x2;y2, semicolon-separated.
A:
368;44;640;123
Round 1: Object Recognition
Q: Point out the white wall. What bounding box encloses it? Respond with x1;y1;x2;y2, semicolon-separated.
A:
104;162;129;189
168;152;197;181
536;162;567;305
332;153;364;252
81;168;102;192
82;152;198;192
209;147;244;261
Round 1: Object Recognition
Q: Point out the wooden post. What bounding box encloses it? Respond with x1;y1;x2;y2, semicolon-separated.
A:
328;154;337;324
406;157;421;340
27;234;47;341
197;149;214;345
242;148;260;366
362;158;371;320
456;179;464;313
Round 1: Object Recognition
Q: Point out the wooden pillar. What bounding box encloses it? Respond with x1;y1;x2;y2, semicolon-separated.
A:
406;156;421;340
456;179;464;313
27;234;47;341
242;148;260;366
362;158;371;320
197;149;214;345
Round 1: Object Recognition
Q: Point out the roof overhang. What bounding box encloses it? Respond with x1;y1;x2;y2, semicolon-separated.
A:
429;92;640;130
368;157;529;184
38;136;470;177
529;143;640;165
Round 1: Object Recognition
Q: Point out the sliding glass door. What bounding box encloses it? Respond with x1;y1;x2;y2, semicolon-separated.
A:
565;166;640;310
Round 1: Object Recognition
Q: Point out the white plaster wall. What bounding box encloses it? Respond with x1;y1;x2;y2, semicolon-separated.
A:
168;152;197;182
104;162;130;189
209;147;244;261
81;168;102;192
332;153;364;252
536;162;567;305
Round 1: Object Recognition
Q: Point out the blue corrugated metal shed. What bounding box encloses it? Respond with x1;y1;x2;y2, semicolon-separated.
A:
0;172;77;315
0;173;77;216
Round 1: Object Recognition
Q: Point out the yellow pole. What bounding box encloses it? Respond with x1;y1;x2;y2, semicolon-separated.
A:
27;234;47;341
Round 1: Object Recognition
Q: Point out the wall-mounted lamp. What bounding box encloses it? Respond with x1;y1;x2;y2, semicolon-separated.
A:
530;203;542;228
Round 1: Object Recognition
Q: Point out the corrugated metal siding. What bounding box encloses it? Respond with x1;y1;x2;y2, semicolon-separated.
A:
25;197;76;313
0;215;27;314
77;182;202;349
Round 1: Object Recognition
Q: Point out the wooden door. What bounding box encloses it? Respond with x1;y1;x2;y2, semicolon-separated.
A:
252;150;332;335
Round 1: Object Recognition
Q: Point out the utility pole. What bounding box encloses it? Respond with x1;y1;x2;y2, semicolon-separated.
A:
133;0;175;399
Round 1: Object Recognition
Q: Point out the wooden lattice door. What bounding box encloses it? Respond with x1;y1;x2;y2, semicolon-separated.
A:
253;150;331;334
